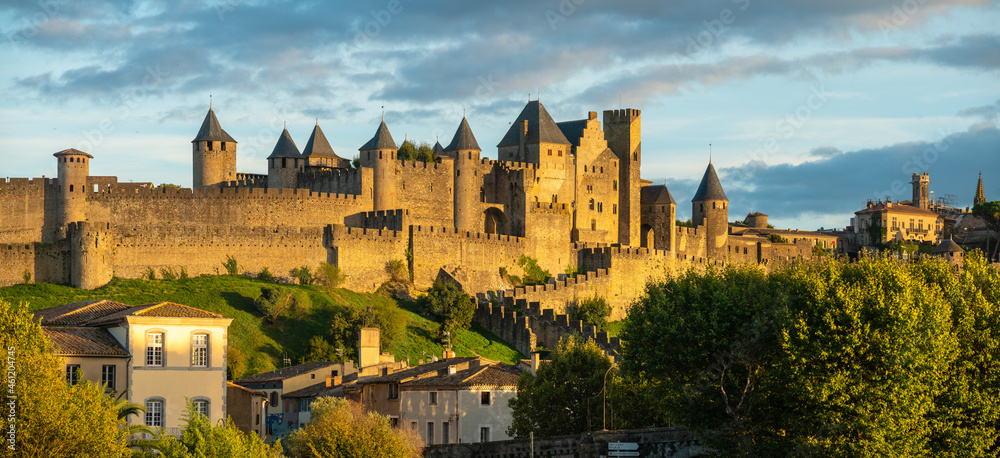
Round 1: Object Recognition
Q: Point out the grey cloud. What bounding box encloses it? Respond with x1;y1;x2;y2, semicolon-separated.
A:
957;99;1000;123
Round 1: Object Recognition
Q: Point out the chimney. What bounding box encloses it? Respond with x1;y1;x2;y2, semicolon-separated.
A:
531;352;540;375
448;365;457;375
325;376;332;388
334;376;342;386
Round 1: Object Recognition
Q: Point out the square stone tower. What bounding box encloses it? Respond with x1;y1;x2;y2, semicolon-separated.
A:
604;109;641;246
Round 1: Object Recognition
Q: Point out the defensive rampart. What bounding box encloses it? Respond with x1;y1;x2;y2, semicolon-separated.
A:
326;224;407;291
409;225;525;290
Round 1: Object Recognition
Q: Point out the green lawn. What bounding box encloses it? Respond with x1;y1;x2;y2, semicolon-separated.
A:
0;276;524;379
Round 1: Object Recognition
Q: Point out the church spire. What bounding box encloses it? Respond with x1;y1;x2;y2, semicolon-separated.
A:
974;171;987;205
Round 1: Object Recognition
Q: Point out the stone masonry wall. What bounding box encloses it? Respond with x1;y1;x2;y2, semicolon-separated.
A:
0;239;70;287
424;427;702;458
327;224;408;292
409;225;525;290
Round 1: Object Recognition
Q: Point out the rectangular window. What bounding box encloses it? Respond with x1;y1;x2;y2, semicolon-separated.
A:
66;364;80;385
146;332;163;366
194;400;210;419
388;383;399;400
547;149;552;156
427;422;435;445
146;401;163;427
390;417;399;428
191;334;208;367
442;421;450;444
101;365;116;391
481;391;491;406
429;391;438;405
480;426;490;443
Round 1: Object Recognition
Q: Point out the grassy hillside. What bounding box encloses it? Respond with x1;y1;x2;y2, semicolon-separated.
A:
0;276;524;379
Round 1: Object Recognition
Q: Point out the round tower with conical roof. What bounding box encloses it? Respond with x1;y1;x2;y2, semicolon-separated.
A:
692;161;729;259
53;148;92;235
446;117;482;231
267;126;303;189
359;120;398;211
192;106;237;188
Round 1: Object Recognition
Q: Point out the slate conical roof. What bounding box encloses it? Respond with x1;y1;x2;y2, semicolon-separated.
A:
497;100;571;148
266;127;302;159
192;108;237;143
433;140;445;157
360;121;397;150
640;184;676;205
692;162;728;201
445;117;481;151
933;237;965;254
302;123;342;159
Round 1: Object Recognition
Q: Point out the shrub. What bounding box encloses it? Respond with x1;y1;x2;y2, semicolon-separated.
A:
416;280;475;335
22;269;31;284
160;267;179;280
385;259;408;283
144;267;156;280
564;264;581;277
517;255;551;286
292;265;314;285
254;286;289;322
222;255;239;275
257;266;275;283
317;262;345;291
286;397;421;457
179;267;189;279
569;296;612;331
766;233;788;244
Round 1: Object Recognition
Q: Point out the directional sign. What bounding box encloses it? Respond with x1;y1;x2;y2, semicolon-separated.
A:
609;442;639;451
608;452;640;457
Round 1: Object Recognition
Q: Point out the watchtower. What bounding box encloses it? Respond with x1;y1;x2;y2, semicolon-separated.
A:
266;126;303;189
446;117;481;231
911;172;930;210
192;106;237;188
359;120;399;211
692;161;729;259
53;148;92;236
604;109;641;246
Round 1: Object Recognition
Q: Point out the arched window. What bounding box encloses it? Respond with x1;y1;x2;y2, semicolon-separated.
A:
589;199;594;210
69;184;74;192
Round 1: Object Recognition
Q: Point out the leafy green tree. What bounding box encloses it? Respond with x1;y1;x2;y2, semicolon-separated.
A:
222;254;239;275
414;142;438;163
508;335;612;437
765;233;788;244
517;255;551;285
676;219;694;228
145;400;282;457
385;259;409;283
327;303;407;360
417;280;475;335
317;262;345;291
570;296;612;331
285;397;421;457
291;265;314;285
254;286;289;322
972;201;1000;261
397;141;416;161
303;335;341;363
621;255;990;456
351;155;360;169
0;298;132;457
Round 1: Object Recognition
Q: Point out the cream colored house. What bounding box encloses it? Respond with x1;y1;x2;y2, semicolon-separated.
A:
399;362;521;445
35;300;232;436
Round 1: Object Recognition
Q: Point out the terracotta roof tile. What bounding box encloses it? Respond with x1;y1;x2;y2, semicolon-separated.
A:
234;361;338;384
43;327;128;357
33;300;132;326
401;363;522;390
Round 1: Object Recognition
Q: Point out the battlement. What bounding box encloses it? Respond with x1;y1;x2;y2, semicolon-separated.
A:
352;209;408;231
327;224;405;242
410;225;523;244
86;185;368;203
529;202;570;214
0;177;57;195
398;159;449;171
583;246;668;259
676;225;700;236
603;108;641;124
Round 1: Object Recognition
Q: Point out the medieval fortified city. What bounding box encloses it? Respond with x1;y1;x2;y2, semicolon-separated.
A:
1;1;999;457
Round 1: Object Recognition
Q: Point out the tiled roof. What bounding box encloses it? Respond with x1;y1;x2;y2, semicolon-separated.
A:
88;301;223;325
433;140;445;157
234;361;338;384
444;117;481;151
933;238;965;253
497;101;571;148
33;300;132;326
266;127;302;159
692;162;727;201
855;203;941;218
302;123;343;159
43;327;128;357
227;381;267;397
360;121;397;150
356;357;482;385
282;372;360;398
192;108;237;143
641;184;676;205
401;363;522;390
53;148;94;158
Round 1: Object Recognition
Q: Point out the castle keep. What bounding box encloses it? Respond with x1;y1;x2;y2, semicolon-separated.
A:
0;100;834;315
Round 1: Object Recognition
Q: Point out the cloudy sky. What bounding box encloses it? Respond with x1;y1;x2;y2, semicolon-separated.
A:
1;0;997;230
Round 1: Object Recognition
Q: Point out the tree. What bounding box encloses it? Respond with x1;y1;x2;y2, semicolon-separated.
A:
972;201;1000;261
765;233;787;244
517;255;551;286
285;397;421;458
385;259;409;283
316;262;345;291
414;142;438;163
417;280;475;335
255;286;290;322
291;265;314;285
0;298;132;457
620;256;987;456
569;296;611;331
508;335;612;437
143;401;282;457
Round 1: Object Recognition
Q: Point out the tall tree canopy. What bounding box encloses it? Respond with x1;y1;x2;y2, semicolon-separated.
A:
621;253;1000;456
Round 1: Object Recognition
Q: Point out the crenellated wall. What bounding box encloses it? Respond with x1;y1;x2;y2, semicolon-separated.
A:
327;224;408;292
397;160;454;228
0;239;70;287
409;225;525;290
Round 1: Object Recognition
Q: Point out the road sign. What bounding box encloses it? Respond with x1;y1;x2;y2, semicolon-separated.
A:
608;451;640;457
609;442;639;451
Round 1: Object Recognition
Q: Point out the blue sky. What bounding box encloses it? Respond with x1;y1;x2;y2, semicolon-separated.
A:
1;0;997;230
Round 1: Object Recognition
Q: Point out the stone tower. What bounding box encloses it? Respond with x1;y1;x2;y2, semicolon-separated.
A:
604;109;641;246
496;100;572;164
446;117;481;231
53;148;92;238
192;107;237;188
911;172;930;210
359;120;398;211
746;211;768;229
692;161;729;259
974;172;987;205
267;126;303;189
302;122;349;169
